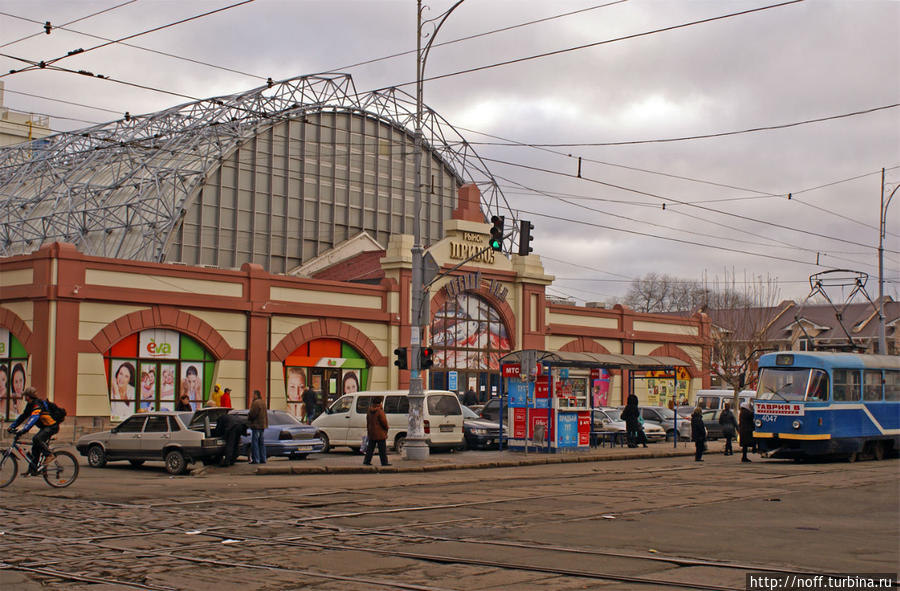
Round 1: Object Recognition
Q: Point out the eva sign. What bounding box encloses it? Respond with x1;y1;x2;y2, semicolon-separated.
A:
0;328;8;357
139;329;180;359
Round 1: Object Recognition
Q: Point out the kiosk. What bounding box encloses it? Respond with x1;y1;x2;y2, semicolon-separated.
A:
499;350;691;452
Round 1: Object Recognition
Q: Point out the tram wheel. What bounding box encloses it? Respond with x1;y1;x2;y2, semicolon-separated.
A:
847;451;858;463
873;441;886;461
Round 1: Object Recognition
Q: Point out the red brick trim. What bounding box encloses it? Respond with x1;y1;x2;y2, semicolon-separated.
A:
559;337;612;354
271;319;388;366
0;307;34;352
88;306;233;360
646;344;698;378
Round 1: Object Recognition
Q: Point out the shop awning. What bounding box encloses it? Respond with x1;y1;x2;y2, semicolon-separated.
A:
499;349;689;371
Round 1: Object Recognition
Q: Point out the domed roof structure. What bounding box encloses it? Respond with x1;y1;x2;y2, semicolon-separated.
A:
0;73;512;273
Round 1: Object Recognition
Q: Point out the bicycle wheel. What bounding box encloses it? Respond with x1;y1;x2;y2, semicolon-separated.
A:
0;451;18;488
42;451;78;488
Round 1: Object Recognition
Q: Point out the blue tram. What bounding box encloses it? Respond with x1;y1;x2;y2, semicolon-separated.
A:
753;352;900;461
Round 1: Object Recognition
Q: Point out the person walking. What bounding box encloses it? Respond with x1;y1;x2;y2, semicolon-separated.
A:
690;406;706;462
718;404;738;456
621;393;641;448
363;396;391;466
247;389;268;465
739;402;755;463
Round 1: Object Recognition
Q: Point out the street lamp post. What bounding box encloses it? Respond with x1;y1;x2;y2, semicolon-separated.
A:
878;168;897;355
407;0;466;460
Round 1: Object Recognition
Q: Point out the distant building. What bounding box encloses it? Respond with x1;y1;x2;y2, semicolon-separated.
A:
0;82;51;147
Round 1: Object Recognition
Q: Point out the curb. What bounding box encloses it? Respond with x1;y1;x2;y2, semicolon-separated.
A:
255;448;698;475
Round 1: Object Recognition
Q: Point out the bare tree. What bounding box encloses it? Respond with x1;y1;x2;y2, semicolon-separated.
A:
623;272;751;313
703;271;785;411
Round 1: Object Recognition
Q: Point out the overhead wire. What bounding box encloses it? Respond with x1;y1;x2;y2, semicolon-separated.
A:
0;0;139;50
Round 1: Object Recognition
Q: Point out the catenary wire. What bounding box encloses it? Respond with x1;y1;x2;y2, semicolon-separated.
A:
0;0;139;50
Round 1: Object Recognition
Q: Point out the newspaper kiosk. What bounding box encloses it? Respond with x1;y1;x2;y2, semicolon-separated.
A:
499;350;690;452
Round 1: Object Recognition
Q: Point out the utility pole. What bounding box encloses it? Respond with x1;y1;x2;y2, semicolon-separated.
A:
879;169;897;355
407;0;466;460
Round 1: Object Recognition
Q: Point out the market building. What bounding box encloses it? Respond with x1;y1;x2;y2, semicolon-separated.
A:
0;74;711;438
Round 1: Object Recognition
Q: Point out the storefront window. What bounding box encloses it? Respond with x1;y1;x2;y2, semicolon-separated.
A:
105;329;215;421
0;329;29;421
283;339;368;421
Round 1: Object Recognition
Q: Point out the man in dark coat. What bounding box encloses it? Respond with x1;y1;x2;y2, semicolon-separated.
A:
691;407;706;462
718;404;738;456
739;402;755;463
214;412;248;466
463;387;478;407
363;396;391;466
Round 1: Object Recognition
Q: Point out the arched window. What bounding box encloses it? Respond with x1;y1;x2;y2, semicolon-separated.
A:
429;293;511;400
0;329;29;420
104;329;215;420
283;339;369;421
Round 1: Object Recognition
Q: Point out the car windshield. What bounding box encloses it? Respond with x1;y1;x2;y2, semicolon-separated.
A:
462;406;479;419
602;409;621;421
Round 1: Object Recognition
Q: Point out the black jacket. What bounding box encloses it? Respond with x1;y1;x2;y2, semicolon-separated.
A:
691;413;706;441
214;413;248;437
718;408;737;436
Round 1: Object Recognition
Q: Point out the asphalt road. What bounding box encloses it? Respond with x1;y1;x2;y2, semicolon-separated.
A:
0;446;897;591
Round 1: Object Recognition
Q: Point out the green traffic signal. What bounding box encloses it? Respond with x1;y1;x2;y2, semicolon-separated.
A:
489;215;504;252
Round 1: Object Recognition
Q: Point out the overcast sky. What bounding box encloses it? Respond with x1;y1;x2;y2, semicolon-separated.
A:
1;0;898;306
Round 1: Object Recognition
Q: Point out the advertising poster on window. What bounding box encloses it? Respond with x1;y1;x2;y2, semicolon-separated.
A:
507;379;528;407
513;407;528;439
557;412;578;447
138;362;157;412
180;362;203;410
591;368;610;407
159;363;176;410
530;409;549;440
578;411;591;445
342;370;361;395
8;359;27;416
110;359;136;420
139;329;180;360
534;376;549;408
284;366;307;419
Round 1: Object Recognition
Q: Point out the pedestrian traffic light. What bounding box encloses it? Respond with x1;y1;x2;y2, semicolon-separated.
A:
518;219;534;256
489;215;504;251
393;347;408;370
420;346;434;370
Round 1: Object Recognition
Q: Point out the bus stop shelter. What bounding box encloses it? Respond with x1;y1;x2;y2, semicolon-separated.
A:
498;350;691;452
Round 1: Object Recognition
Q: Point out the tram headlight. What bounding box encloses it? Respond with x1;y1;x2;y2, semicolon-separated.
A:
792;420;802;430
754;419;762;428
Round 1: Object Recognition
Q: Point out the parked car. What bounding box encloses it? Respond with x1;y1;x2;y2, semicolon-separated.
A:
593;407;665;442
461;405;505;449
618;405;691;442
478;398;503;422
312;390;464;453
701;409;726;440
229;409;324;459
76;409;226;475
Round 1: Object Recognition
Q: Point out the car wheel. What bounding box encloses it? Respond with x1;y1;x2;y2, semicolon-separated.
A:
87;445;107;468
128;459;145;467
319;433;330;453
665;431;675;442
164;450;187;475
394;434;406;455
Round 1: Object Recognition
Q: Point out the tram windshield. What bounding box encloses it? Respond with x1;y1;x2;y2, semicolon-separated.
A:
757;368;829;401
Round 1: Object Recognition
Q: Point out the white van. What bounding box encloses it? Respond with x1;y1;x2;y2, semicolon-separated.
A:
312;390;465;454
695;389;756;411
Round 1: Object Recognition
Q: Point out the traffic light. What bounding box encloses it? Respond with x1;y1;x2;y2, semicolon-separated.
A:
489;215;504;251
393;347;408;370
518;219;534;256
420;346;435;370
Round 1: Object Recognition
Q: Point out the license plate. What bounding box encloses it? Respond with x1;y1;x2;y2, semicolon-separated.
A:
439;424;454;433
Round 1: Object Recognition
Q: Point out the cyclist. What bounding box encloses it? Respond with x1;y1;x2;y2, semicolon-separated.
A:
7;387;59;475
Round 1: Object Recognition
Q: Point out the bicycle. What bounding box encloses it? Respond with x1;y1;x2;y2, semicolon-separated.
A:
0;429;79;488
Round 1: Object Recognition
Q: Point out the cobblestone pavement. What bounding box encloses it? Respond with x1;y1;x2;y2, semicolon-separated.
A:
1;441;896;591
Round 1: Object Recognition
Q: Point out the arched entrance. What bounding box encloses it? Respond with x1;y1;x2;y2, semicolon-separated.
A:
428;292;512;402
0;329;29;420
